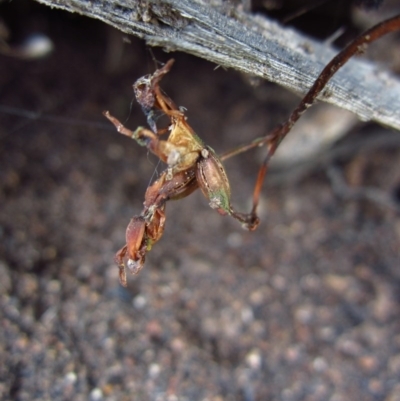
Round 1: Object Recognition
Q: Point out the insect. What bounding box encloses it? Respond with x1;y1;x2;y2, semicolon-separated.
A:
104;60;259;285
104;15;400;286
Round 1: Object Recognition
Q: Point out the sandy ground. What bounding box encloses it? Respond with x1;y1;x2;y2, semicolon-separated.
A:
1;2;400;401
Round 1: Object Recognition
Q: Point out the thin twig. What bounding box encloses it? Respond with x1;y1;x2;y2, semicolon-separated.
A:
327;165;400;213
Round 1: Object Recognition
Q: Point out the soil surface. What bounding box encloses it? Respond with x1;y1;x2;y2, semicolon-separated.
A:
1;2;400;401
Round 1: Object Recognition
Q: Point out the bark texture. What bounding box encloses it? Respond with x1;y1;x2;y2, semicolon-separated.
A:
34;0;400;130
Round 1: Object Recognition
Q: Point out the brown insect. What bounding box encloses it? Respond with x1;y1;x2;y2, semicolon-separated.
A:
104;15;400;286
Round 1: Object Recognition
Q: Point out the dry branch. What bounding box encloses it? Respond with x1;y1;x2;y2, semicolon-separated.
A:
34;0;400;130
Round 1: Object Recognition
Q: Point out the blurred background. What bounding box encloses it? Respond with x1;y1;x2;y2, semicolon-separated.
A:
1;1;400;400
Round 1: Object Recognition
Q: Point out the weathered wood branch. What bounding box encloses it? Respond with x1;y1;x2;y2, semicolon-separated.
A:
34;0;400;130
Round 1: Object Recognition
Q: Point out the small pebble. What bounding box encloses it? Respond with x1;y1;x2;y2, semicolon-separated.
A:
245;349;262;370
133;294;147;309
148;363;161;378
64;372;77;385
90;388;103;401
313;357;328;372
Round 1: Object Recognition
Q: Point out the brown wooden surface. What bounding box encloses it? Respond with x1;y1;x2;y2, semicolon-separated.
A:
33;0;400;131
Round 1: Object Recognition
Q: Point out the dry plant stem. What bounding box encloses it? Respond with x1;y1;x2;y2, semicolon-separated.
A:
33;0;400;130
326;166;400;213
217;14;400;220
